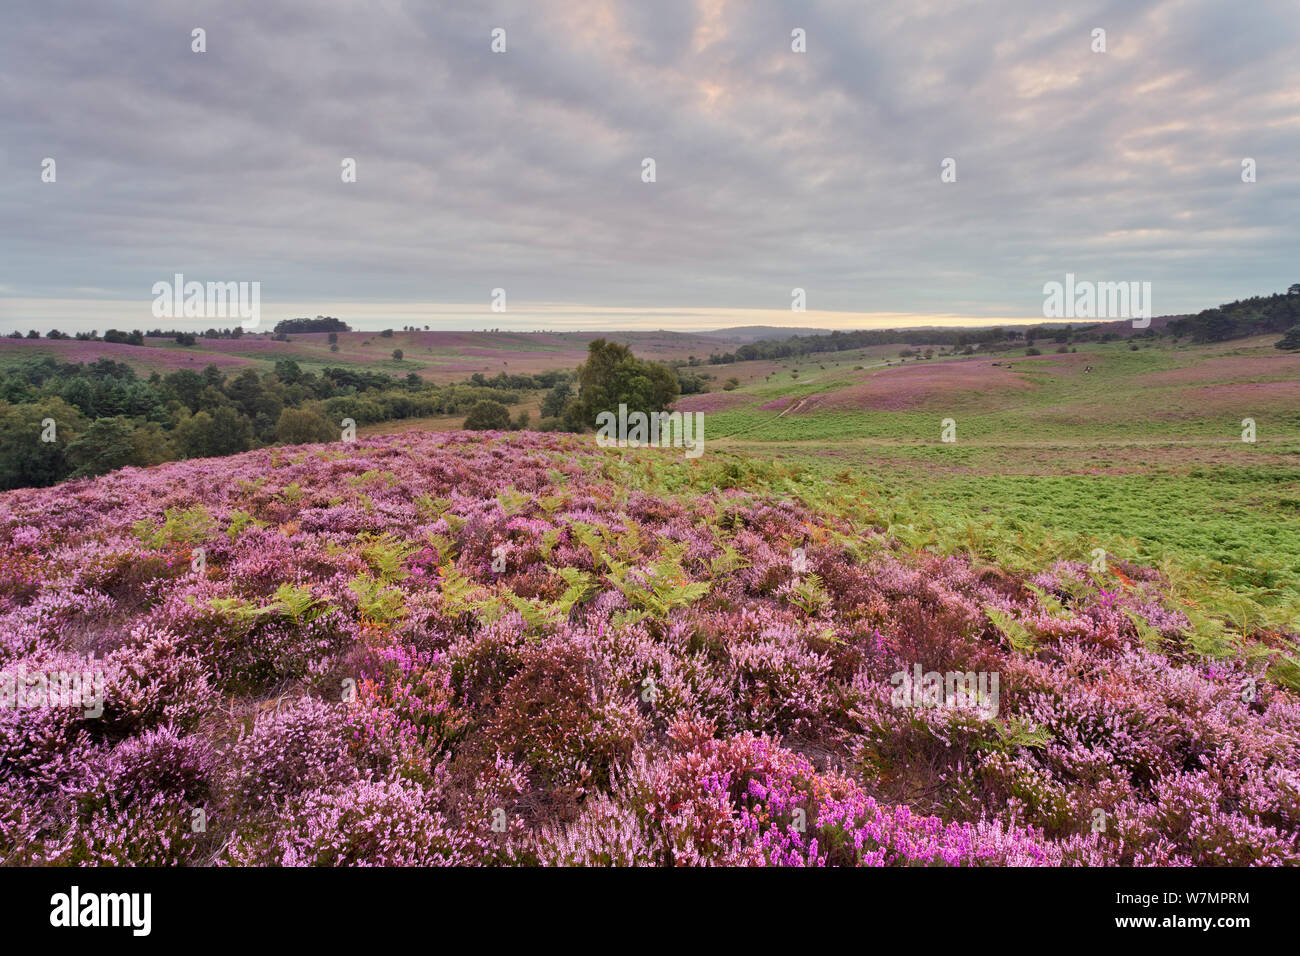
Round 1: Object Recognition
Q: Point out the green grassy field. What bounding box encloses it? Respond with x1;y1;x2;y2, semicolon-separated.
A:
671;336;1300;637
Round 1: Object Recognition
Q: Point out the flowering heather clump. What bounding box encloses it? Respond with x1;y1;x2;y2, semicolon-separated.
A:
0;431;1296;866
228;776;494;867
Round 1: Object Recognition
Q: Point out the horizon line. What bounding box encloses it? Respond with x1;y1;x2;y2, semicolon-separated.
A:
0;298;1151;335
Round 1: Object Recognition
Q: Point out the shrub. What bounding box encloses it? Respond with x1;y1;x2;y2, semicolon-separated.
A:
463;400;511;431
276;408;336;445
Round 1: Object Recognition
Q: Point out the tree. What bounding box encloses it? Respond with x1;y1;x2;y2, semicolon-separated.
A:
1276;325;1300;351
127;421;174;467
541;380;572;418
1202;309;1239;342
574;339;679;428
226;369;265;419
276;407;336;444
164;369;205;412
273;359;303;384
65;416;138;478
0;398;83;490
196;385;232;413
1288;284;1300;296
175;407;253;458
103;329;144;346
463;400;511;431
392;349;404;361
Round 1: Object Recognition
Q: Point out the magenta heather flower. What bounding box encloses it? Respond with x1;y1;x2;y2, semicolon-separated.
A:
0;431;1294;865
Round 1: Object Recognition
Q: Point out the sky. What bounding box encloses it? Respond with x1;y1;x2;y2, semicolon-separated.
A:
2;0;1298;333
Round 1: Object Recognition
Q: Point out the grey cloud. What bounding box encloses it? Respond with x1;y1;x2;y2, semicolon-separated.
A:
1;0;1297;330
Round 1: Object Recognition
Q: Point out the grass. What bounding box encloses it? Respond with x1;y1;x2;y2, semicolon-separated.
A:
666;335;1300;640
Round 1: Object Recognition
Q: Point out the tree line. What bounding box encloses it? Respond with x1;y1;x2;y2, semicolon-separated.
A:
1166;287;1300;345
0;358;527;490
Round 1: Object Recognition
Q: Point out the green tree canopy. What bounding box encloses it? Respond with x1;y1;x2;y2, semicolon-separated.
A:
0;398;85;490
175;406;254;458
575;339;679;428
66;416;138;478
276;407;337;444
541;380;572;418
463;400;511;431
1276;325;1300;351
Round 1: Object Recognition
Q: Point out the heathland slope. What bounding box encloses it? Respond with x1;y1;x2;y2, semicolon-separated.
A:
0;329;747;383
2;431;1297;865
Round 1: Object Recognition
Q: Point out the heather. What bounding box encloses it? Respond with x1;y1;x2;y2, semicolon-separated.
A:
1;431;1297;866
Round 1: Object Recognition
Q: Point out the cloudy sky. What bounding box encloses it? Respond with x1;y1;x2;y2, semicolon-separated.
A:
2;0;1298;333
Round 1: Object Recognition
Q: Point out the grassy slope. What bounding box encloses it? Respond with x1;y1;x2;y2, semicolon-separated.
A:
687;337;1300;633
0;329;752;383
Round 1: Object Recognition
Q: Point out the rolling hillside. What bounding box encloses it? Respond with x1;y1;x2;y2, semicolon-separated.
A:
1;429;1297;865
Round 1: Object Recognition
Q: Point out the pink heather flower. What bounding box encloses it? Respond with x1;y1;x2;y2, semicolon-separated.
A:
0;431;1294;866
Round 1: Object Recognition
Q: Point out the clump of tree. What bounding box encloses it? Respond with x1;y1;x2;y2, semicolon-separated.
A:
699;324;1093;364
468;369;568;390
275;408;337;444
102;329;146;346
463;400;511;430
674;367;710;394
541;379;573;420
1276;325;1300;351
273;316;351;334
174;406;254;458
63;416;170;477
